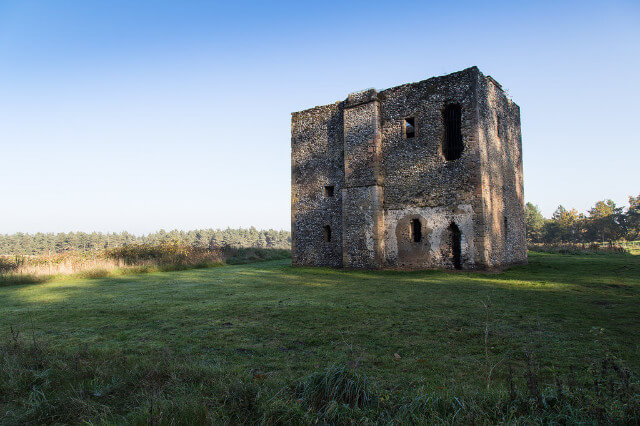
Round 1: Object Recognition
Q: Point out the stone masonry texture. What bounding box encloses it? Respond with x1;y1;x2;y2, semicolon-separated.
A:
291;67;526;270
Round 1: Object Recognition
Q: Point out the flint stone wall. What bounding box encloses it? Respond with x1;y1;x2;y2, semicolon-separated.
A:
291;67;526;270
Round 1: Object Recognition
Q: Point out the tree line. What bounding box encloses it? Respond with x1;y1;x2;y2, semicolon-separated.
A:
2;194;638;256
525;195;640;244
0;228;292;256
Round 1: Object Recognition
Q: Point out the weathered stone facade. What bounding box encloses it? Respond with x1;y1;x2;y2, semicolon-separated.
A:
291;67;526;270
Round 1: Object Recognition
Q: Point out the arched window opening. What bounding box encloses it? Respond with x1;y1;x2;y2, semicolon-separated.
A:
322;225;332;242
449;222;462;269
410;219;422;243
442;104;463;161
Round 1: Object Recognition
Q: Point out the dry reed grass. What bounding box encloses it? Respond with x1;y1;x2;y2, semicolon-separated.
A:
0;243;289;285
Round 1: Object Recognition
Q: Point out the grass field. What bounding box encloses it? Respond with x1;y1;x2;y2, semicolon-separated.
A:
1;251;638;423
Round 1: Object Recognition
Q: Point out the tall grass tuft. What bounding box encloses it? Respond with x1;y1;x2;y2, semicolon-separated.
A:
297;364;372;411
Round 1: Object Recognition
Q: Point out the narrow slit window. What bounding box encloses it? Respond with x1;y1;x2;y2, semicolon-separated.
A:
496;115;503;139
449;222;462;269
410;219;422;243
504;215;508;232
442;104;463;161
403;117;415;138
323;225;332;242
324;185;334;197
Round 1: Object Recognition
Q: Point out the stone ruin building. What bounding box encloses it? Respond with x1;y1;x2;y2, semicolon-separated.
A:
291;67;526;270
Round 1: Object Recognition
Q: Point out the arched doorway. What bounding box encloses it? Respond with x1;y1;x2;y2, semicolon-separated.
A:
449;222;462;269
394;216;431;268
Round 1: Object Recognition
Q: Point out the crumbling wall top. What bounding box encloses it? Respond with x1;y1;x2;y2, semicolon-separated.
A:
344;88;378;109
292;66;523;116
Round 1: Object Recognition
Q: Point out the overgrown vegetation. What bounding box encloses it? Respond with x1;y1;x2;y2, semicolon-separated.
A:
0;244;290;285
529;242;638;255
0;251;638;423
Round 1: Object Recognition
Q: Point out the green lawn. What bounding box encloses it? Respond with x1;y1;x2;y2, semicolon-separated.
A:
1;251;638;423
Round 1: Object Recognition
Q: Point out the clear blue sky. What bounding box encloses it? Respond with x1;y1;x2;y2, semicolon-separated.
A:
1;0;638;234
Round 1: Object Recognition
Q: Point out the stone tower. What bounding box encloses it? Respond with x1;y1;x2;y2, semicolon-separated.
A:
291;67;526;270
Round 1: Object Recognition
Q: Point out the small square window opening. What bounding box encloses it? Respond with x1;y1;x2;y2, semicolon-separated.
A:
324;185;335;197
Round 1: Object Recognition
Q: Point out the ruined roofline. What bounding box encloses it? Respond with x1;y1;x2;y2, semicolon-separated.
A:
290;67;483;116
376;66;481;97
376;66;518;106
291;100;342;118
291;66;518;116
